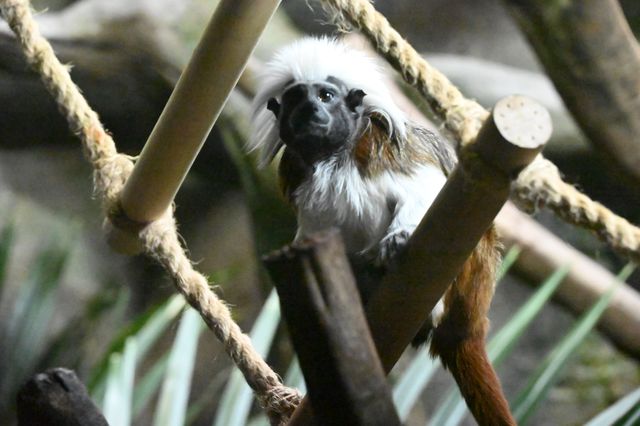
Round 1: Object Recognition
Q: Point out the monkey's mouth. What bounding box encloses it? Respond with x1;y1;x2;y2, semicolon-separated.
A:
288;116;332;141
294;122;330;137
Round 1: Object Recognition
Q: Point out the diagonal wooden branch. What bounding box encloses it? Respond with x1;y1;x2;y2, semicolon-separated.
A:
285;95;550;425
263;230;400;426
504;0;640;187
368;96;549;370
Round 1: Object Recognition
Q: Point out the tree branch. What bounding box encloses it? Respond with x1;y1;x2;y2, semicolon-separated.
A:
504;0;640;186
263;230;400;426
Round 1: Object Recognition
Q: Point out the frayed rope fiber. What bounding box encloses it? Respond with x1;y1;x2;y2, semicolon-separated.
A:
322;0;640;264
0;0;301;423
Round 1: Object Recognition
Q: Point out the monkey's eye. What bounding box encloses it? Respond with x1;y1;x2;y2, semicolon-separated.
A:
317;88;335;103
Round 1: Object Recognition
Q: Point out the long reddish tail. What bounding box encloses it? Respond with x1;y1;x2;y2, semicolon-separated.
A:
429;227;516;426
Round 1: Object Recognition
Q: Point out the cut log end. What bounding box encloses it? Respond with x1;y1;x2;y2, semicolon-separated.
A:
494;95;552;149
475;94;552;176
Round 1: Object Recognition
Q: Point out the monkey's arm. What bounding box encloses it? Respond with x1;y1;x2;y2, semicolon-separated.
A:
377;164;447;265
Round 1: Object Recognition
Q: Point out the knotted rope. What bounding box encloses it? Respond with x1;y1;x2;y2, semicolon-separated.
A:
0;1;301;423
323;0;640;264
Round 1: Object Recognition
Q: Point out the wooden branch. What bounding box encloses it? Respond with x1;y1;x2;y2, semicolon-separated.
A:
263;230;400;426
17;368;107;426
496;203;640;360
504;0;640;187
368;95;549;369
286;96;550;425
107;0;281;254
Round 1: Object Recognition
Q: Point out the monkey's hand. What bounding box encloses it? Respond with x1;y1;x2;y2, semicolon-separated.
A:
376;228;413;268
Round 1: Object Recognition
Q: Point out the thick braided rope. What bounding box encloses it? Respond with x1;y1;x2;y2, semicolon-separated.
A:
514;159;640;262
0;0;301;421
323;0;640;263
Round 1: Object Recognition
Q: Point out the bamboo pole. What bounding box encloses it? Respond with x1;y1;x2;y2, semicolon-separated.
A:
108;0;280;253
287;95;551;425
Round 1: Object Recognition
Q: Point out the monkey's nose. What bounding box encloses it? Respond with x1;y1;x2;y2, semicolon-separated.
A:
303;103;330;126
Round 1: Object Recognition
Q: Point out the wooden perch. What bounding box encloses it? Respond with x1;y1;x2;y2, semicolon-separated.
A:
285;95;550;424
368;95;549;369
504;0;640;187
264;230;400;426
17;368;107;426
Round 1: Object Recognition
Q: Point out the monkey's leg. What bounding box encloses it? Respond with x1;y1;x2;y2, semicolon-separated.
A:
429;227;516;426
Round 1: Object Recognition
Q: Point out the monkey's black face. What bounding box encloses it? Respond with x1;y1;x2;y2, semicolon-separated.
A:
268;77;366;165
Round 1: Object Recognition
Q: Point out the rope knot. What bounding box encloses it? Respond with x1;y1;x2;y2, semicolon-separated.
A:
259;385;303;426
93;153;135;204
511;156;558;213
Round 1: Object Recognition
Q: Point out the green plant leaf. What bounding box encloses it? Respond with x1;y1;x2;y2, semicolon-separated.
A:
0;237;70;409
39;285;130;373
284;356;306;392
392;348;440;421
429;265;569;426
618;404;640;426
512;264;635;424
496;245;522;282
489;266;570;364
246;416;270;426
213;289;281;426
585;387;640;426
103;338;137;426
153;307;204;426
0;220;15;294
5;240;69;345
133;353;169;417
393;246;522;422
185;367;230;425
90;294;186;397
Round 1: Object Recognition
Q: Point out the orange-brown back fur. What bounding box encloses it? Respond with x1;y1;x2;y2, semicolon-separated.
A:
353;117;447;178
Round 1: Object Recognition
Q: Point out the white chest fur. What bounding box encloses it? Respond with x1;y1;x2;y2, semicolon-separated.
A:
292;157;448;255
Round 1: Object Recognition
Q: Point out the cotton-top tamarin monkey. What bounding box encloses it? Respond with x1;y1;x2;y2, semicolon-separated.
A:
250;37;515;426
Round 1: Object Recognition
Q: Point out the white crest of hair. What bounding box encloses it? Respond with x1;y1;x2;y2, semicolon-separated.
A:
249;36;408;167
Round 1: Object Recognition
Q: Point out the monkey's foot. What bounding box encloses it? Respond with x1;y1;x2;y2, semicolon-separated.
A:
376;229;412;268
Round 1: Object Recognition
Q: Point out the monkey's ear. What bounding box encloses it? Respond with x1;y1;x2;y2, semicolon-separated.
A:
346;89;366;111
267;98;281;118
